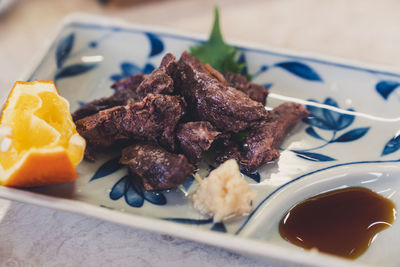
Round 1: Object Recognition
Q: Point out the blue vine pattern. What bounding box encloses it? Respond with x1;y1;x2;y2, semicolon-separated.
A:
292;97;370;162
54;33;99;82
239;52;323;82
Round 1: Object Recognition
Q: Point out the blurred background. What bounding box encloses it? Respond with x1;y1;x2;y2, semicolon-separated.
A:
1;0;400;266
1;0;400;91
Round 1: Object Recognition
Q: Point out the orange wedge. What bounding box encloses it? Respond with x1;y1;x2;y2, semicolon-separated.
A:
0;81;85;187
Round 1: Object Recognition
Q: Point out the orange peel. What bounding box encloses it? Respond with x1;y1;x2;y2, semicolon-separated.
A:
0;81;85;187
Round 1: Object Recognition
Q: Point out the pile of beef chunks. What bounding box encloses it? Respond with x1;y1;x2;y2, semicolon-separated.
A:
74;51;309;191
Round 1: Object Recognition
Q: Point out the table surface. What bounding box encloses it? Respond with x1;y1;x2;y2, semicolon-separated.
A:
1;0;400;266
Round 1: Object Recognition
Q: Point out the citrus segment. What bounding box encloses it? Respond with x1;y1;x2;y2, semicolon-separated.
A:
0;81;86;187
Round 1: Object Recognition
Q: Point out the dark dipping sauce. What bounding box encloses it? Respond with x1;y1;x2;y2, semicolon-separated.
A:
279;187;396;259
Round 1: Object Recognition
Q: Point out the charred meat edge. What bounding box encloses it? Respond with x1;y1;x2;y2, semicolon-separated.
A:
217;102;310;172
75;93;186;154
174;51;269;133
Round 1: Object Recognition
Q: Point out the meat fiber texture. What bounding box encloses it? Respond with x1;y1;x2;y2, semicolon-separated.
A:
176;121;229;164
120;142;195;190
174;51;269;133
75;93;186;151
223;72;269;105
217;102;310;172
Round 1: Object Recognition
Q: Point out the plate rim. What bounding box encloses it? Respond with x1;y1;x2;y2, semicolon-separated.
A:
5;12;399;267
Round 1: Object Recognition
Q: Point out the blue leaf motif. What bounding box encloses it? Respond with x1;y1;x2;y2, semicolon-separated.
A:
211;222;227;232
322;98;341;129
110;74;123;82
304;98;355;131
55;63;98;80
304;100;333;130
237;52;246;64
303;116;332;130
381;135;400;156
260;65;269;72
335;109;355;131
332;127;370;143
240;170;260;183
143;190;167;205
142;63;155;74
238;52;248;77
124;172;167;205
292;150;336;162
182;175;195;190
323;97;339;107
264;83;273;90
305;126;325;140
275;62;322;82
129;174;144;196
124;183;144;207
164;218;213;225
89;41;98;48
90;157;123;181
109;176;128;200
306;100;324;117
56;33;75;68
121;62;141;76
146;33;164;57
376;80;400;100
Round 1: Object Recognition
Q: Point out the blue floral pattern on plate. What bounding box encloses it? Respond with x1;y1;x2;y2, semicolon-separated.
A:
90;157;167;207
110;62;155;82
54;33;99;82
292;97;370;162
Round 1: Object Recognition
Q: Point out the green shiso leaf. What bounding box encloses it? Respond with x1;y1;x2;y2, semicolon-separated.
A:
189;7;246;75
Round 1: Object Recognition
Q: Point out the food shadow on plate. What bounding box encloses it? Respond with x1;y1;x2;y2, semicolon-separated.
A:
25;182;76;199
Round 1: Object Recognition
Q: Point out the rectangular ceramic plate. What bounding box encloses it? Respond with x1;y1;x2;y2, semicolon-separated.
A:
2;13;400;267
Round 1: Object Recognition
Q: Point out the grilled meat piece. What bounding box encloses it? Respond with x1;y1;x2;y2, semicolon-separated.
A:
135;53;177;99
110;73;146;94
176;121;229;163
217;102;310;172
72;74;145;121
174;51;269;133
120;142;195;190
223;72;269;105
73;53;178;122
75;94;186;152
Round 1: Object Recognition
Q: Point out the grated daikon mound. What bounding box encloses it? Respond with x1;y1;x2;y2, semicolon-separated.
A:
192;159;256;222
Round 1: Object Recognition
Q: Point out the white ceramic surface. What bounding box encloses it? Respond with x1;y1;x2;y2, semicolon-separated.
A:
1;13;400;267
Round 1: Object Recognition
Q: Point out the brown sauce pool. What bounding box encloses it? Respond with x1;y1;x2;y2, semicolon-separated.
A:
279;187;396;259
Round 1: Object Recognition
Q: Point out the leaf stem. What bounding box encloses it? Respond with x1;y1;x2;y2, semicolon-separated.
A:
298;130;337;152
